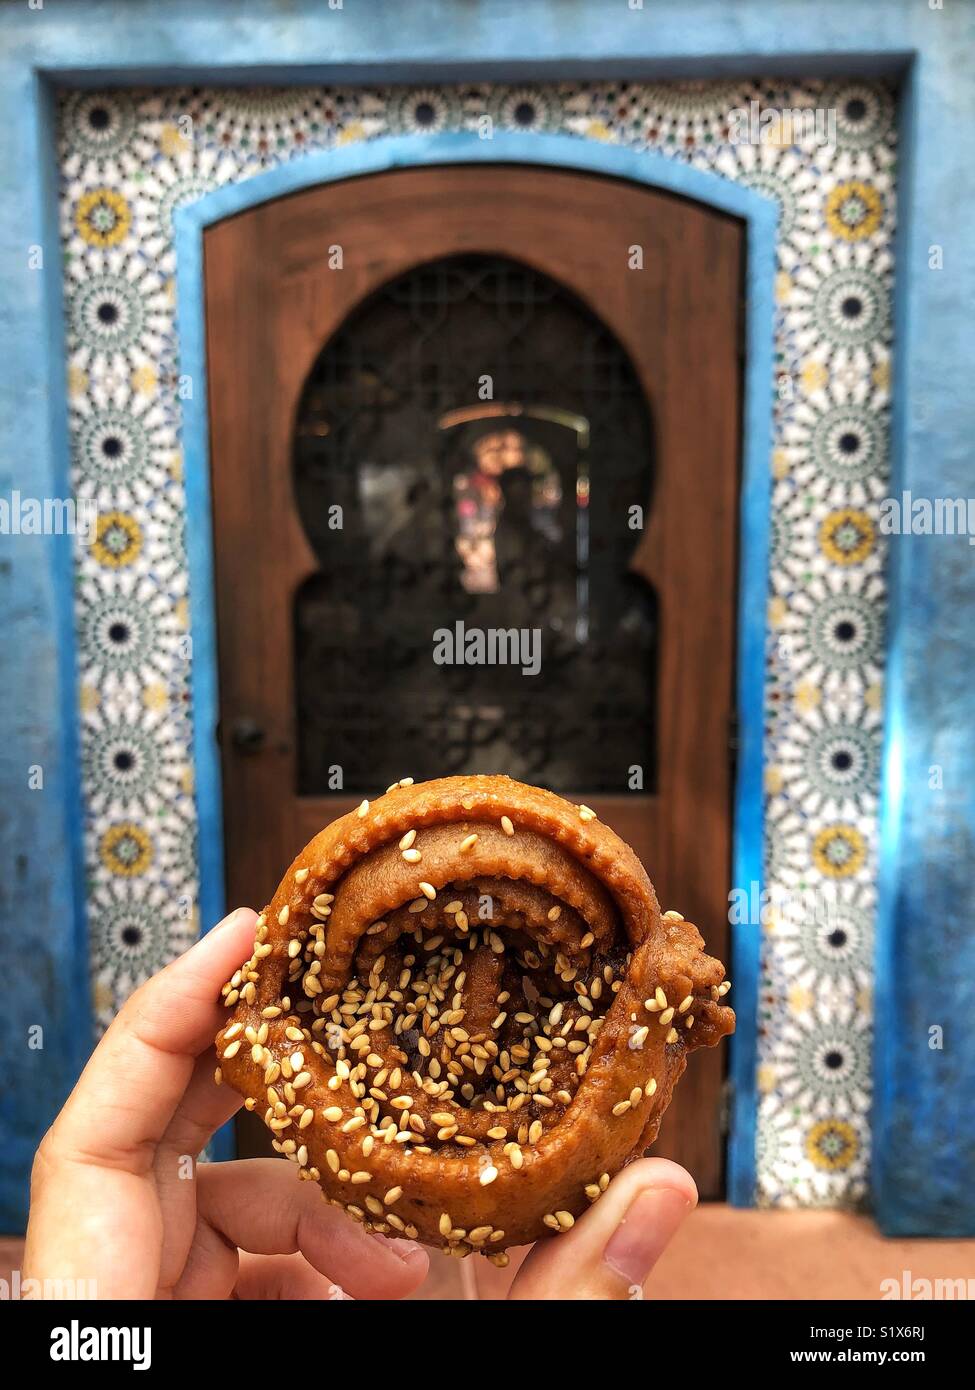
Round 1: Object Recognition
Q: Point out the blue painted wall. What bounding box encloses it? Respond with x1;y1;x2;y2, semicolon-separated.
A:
1;0;973;1236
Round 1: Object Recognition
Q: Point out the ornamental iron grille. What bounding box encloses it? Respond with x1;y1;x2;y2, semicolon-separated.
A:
293;253;656;793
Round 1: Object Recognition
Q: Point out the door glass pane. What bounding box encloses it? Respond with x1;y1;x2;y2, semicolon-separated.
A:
293;254;655;794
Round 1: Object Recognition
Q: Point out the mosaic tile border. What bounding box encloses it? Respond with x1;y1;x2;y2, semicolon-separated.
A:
57;78;897;1206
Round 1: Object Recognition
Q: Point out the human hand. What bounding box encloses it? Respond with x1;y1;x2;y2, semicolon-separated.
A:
25;908;696;1300
496;1157;697;1299
24;908;430;1299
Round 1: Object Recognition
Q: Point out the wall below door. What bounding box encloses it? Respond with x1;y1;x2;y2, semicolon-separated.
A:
58;77;897;1209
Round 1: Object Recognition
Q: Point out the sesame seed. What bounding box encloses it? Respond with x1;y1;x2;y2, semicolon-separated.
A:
578;805;596;822
658;1006;675;1026
295;868;310;884
357;799;369;817
663;909;684;920
645;1077;658;1097
213;1067;222;1086
501;816;514;836
459;833;478;851
222;1040;241;1059
479;1165;499;1186
555;1210;575;1230
278;905;290;926
384;1186;403;1205
224;1022;243;1041
439;1213;452;1237
402;848;422;863
323;1106;343;1122
629;1086;643;1107
665;1028;678;1043
612;1099;631;1116
399;829;417;850
418;882;436;900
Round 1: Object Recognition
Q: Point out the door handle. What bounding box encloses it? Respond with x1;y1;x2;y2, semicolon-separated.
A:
230;717;266;754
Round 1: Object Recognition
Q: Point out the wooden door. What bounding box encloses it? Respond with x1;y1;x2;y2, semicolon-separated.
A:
204;166;742;1193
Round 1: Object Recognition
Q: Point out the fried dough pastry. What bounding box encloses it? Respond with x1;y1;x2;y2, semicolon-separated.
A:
215;775;734;1260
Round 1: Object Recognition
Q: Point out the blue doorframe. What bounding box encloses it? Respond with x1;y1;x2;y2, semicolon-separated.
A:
2;0;973;1236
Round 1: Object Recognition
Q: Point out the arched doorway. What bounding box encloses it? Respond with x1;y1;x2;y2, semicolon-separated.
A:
203;163;742;1190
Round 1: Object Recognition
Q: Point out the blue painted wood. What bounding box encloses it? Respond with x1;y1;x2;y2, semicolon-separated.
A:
1;0;973;1235
0;68;94;1231
174;131;778;1206
871;30;975;1237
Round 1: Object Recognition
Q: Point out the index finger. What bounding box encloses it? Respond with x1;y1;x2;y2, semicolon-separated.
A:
47;908;258;1171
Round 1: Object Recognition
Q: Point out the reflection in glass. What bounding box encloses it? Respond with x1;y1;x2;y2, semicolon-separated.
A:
292;254;655;794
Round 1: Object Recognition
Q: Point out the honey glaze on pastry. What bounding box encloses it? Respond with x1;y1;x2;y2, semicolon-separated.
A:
215;775;735;1261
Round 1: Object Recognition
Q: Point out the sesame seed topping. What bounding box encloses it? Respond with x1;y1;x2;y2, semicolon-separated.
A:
278;905;290;926
479;1165;499;1186
357;799;369;817
501;816;514;836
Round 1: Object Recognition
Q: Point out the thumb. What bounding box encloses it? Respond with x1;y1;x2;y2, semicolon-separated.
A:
507;1158;697;1300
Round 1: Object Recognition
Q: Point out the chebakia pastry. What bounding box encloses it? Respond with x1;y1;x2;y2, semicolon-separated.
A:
215;775;734;1261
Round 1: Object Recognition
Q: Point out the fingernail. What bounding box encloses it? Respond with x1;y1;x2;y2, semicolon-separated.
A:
371;1233;424;1263
212;908;246;932
603;1185;694;1289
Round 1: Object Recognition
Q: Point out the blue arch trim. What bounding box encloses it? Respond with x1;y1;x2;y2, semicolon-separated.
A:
175;130;777;1198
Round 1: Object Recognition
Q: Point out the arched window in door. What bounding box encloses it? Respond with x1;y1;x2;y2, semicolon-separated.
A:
292;253;655;794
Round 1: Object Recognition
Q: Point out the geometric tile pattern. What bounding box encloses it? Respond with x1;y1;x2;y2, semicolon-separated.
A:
57;78;896;1205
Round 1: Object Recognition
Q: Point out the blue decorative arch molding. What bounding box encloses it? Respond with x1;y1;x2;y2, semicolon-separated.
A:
2;0;973;1237
173;131;777;1204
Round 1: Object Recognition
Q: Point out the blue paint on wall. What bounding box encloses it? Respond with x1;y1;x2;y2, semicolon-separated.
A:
2;0;974;1235
871;29;975;1238
0;69;93;1230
